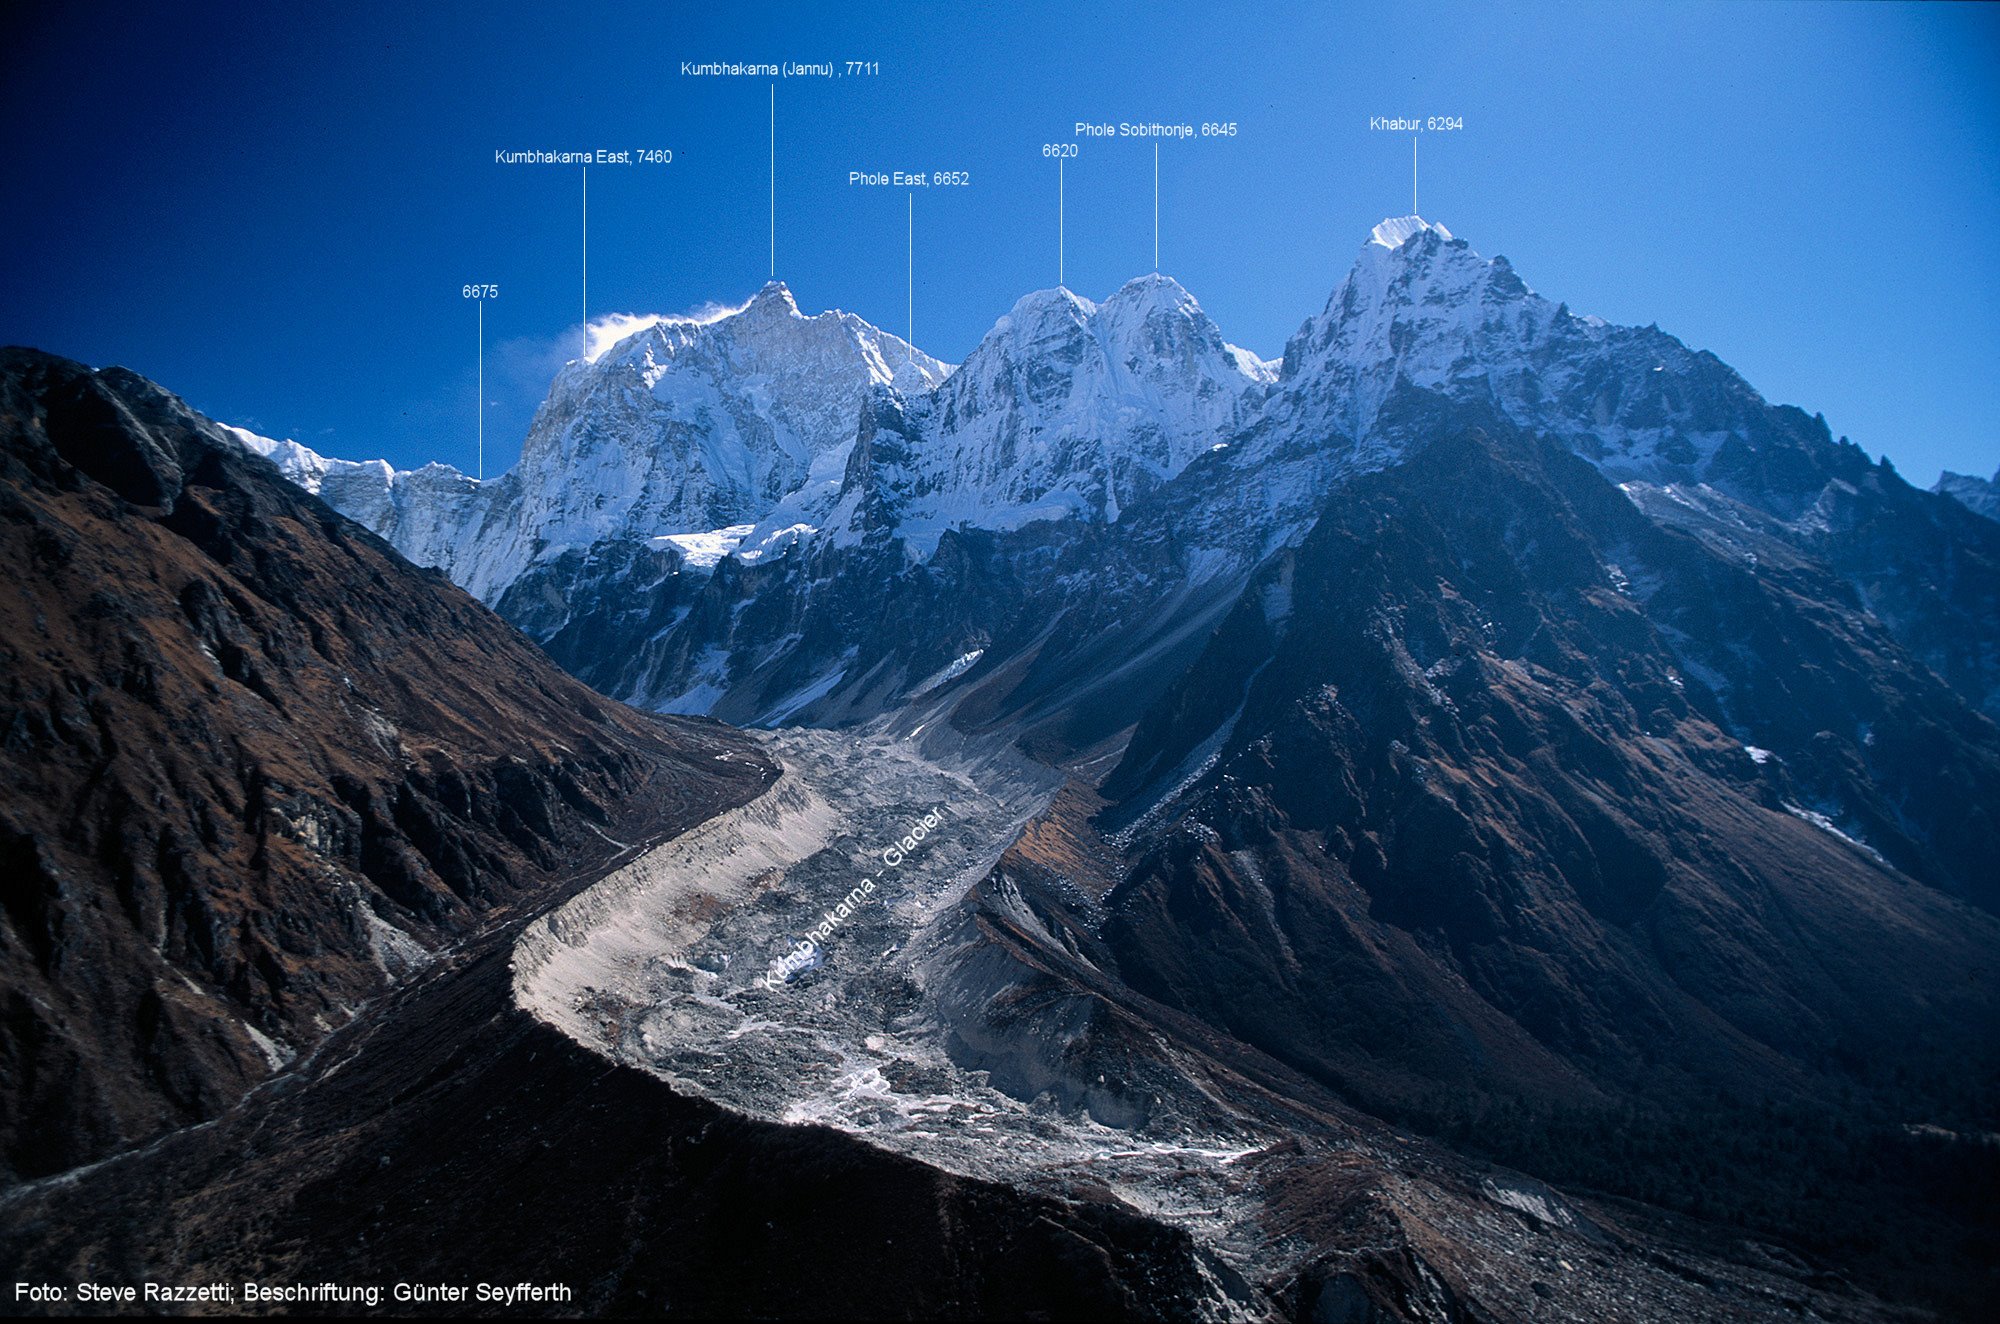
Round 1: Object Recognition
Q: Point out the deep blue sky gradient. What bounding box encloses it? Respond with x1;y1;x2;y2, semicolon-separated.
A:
3;0;1995;484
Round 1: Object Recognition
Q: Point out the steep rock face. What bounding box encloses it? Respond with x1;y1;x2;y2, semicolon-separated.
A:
489;283;947;596
1102;406;2000;1121
0;348;772;1182
1273;217;1818;496
1258;218;2000;722
1086;409;2000;1313
817;274;1272;554
232;282;946;605
408;277;1273;721
568;394;1266;734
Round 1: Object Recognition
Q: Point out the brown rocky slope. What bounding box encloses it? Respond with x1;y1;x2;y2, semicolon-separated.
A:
0;347;774;1182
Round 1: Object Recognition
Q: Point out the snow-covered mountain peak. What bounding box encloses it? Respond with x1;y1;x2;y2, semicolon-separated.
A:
584;282;943;389
1102;270;1196;311
1263;217;1783;494
1368;214;1453;251
743;278;802;319
991;286;1097;341
480;286;953;588
954;275;1268;411
1286;219;1562;388
1343;214;1499;300
1093;273;1276;381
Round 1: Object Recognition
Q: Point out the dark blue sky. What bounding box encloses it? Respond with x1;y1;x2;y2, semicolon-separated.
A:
4;1;1996;484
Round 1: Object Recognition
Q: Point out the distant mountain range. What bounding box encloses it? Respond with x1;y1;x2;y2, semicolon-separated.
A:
239;217;2000;732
